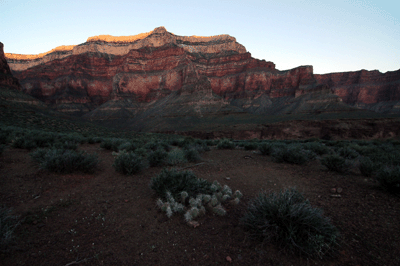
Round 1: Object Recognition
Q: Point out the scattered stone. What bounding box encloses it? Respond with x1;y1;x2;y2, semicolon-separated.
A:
337;187;343;194
187;221;200;228
225;177;231;180
330;194;342;198
226;256;232;262
330;188;337;193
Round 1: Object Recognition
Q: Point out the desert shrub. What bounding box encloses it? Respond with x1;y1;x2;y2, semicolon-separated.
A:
52;141;78;150
0;131;10;145
259;143;273;155
12;137;38;150
118;141;138;152
217;139;236;150
271;144;315;165
375;166;400;194
30;148;99;174
243;142;259;150
166;149;187;165
59;132;86;144
149;168;213;199
303;142;331;156
0;206;19;250
241;188;339;257
134;147;148;158
0;145;5;155
100;138;125;151
148;148;168;167
320;154;351;173
359;157;380;177
184;147;201;162
336;147;359;159
113;151;147;175
259;142;286;156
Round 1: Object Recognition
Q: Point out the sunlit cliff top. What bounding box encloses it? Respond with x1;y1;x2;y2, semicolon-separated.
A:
5;27;233;60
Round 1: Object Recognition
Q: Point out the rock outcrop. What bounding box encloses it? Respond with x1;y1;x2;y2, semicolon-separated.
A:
4;27;400;125
0;42;21;90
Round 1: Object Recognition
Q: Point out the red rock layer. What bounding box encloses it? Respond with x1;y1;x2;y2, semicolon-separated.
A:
4;27;400;115
315;70;400;104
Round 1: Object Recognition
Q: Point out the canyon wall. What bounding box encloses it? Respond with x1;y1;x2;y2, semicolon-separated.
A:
4;27;400;118
0;42;21;90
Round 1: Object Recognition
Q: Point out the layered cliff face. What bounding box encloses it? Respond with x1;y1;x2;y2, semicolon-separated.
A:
0;42;21;91
4;27;400;124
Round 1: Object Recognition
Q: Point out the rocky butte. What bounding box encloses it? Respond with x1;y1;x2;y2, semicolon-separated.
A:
4;26;400;132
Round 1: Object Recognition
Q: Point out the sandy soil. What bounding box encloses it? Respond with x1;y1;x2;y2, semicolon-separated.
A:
1;144;399;266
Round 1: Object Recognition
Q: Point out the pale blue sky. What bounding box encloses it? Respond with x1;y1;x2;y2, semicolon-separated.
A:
0;0;398;74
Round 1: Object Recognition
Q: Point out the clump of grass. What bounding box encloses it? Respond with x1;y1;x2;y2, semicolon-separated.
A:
0;206;19;250
320;154;351;173
30;148;99;174
241;188;339;258
375;166;400;194
112;151;147;175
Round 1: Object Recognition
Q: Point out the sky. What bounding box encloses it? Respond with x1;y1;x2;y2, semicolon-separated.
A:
0;0;399;74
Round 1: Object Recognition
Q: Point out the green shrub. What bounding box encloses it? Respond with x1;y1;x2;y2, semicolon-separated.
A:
241;188;339;257
113;151;147;175
30;148;99;174
375;166;400;194
118;141;138;152
359;157;380;177
148;148;168;167
241;142;258;150
166;149;187;165
336;147;359;159
0;131;10;144
184;148;201;163
12;137;38;150
52;141;78;150
0;145;5;155
100;138;125;151
149;168;213;199
303;142;331;156
0;206;19;250
320;155;351;173
217;139;235;150
271;144;316;165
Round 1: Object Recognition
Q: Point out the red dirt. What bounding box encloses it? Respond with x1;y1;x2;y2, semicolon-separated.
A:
1;144;399;266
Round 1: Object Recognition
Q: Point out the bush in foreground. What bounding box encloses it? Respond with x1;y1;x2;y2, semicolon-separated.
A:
0;206;19;250
149;168;213;199
31;148;99;174
113;151;147;175
241;188;339;258
375;166;400;194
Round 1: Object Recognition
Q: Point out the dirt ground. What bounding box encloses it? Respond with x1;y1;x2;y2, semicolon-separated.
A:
1;143;399;266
